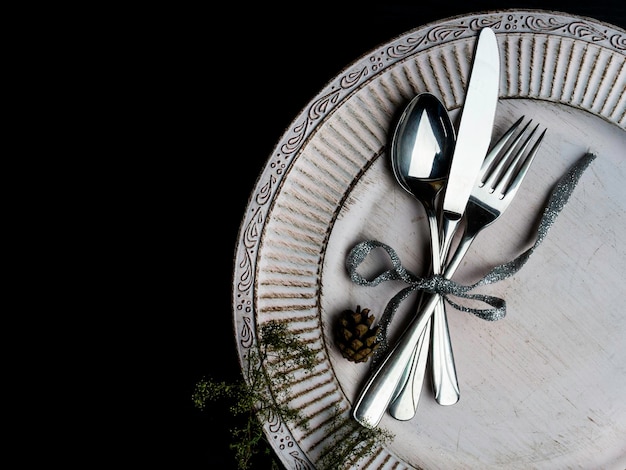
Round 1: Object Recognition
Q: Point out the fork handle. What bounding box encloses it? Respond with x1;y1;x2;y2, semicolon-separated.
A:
352;229;473;428
352;290;442;428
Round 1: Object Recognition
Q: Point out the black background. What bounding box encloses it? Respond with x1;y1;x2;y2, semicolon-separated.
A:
168;2;625;469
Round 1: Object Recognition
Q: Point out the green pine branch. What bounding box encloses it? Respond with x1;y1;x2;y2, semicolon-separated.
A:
192;320;393;469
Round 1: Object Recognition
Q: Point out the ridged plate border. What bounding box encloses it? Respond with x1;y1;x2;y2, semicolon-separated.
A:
232;10;625;470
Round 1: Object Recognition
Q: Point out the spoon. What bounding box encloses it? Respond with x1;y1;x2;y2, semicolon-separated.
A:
388;92;459;419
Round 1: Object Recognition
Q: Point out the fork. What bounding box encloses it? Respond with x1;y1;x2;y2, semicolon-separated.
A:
353;116;547;428
389;116;546;419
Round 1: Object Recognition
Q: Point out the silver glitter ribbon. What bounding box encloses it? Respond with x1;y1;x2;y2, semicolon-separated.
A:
346;153;596;361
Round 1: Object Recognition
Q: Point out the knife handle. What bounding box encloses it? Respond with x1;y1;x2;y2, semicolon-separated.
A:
431;299;459;405
431;216;461;405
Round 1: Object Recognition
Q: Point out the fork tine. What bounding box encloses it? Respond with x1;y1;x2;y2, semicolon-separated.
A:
494;122;540;196
479;116;524;183
482;119;533;190
499;128;547;199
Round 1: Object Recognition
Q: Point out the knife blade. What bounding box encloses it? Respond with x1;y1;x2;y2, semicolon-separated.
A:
431;26;500;406
352;27;500;428
442;27;500;221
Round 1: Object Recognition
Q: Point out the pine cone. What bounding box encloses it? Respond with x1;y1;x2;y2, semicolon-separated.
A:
336;305;381;363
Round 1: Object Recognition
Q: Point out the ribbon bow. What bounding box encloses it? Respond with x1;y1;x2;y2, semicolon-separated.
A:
345;153;596;359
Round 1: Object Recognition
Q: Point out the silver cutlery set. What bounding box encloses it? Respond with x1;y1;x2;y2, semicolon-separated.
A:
351;27;548;428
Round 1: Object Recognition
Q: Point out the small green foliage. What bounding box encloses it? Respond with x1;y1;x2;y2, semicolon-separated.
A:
317;407;395;469
191;379;236;410
192;320;315;469
192;319;394;470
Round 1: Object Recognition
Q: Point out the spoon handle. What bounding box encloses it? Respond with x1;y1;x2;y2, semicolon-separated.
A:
352;289;440;428
389;216;460;419
352;223;472;428
388;313;431;419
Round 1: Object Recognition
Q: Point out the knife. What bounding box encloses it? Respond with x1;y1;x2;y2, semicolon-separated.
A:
430;25;500;407
352;27;500;428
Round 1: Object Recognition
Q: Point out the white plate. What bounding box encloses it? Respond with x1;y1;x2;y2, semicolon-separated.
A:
233;10;626;469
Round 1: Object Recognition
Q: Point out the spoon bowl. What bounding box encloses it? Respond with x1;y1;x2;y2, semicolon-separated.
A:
390;92;455;210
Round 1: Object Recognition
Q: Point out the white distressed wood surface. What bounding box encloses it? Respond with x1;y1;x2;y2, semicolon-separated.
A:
233;10;626;470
